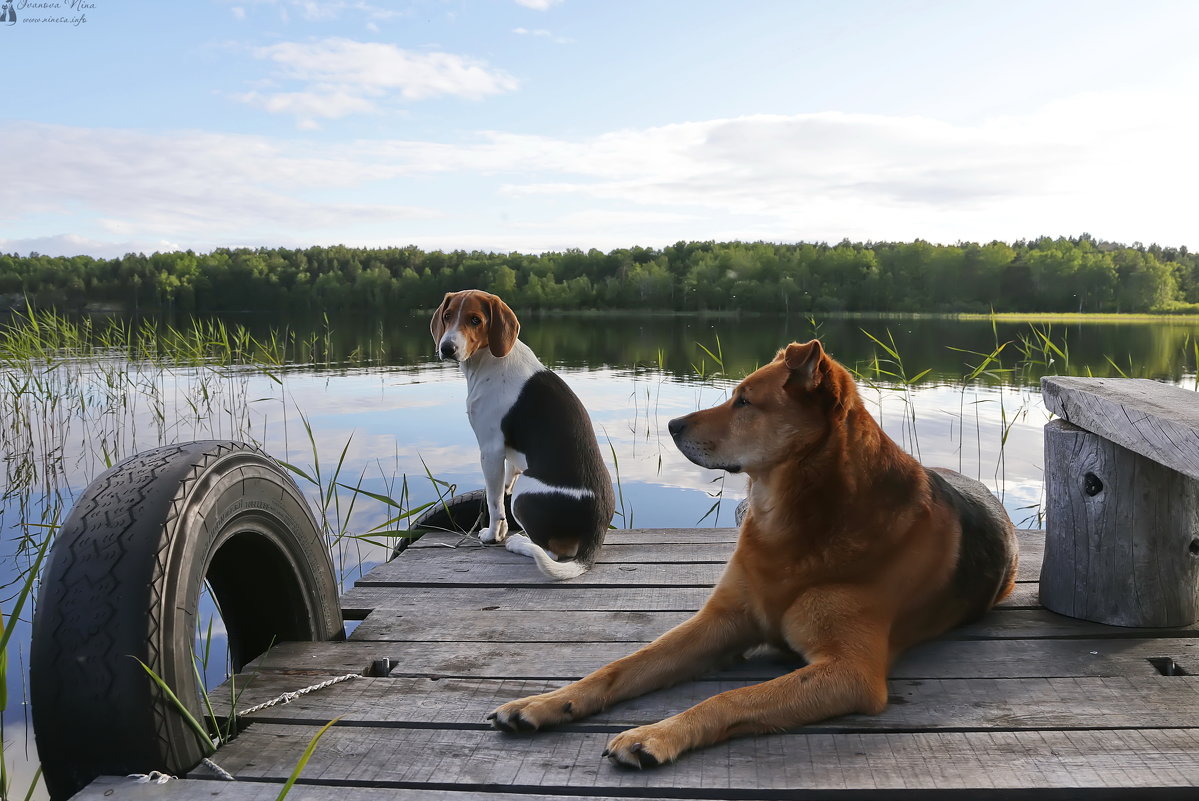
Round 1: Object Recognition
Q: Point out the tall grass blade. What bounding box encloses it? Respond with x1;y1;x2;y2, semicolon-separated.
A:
132;658;216;754
273;717;341;801
20;766;42;801
0;524;54;668
277;460;316;485
695;336;724;371
695;498;721;525
860;328;901;361
604;433;629;529
336;483;409;510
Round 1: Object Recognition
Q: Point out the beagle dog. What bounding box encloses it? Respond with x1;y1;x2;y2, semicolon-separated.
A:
431;289;615;579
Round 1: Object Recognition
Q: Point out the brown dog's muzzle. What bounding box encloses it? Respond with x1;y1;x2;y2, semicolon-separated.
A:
668;413;741;474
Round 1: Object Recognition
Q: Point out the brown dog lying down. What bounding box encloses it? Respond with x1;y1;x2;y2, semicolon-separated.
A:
488;339;1019;768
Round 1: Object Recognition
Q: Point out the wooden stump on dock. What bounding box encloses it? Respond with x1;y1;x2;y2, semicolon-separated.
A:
1040;377;1199;627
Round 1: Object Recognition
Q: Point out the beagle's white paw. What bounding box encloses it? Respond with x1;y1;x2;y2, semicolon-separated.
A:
480;518;509;543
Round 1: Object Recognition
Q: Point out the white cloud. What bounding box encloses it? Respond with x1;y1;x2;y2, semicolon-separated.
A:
7;89;1199;257
0;122;436;245
0;234;182;259
254;39;519;101
218;0;407;22
511;26;572;43
291;1;406;21
235;88;380;122
389;96;1194;248
231;6;246;20
238;38;519;125
514;0;562;9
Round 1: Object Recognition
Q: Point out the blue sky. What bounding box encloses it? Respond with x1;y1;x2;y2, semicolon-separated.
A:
3;0;1198;258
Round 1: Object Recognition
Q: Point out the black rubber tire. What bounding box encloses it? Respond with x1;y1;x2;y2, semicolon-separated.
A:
30;440;344;800
391;488;517;559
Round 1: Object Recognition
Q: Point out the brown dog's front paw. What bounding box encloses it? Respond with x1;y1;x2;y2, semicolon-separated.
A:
487;693;579;733
603;724;681;769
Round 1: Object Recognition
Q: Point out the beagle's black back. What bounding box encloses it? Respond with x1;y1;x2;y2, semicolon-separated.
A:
502;369;615;565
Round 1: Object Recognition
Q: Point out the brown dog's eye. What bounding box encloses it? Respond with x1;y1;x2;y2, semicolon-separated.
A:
469;315;482;326
443;312;452;321
734;395;751;407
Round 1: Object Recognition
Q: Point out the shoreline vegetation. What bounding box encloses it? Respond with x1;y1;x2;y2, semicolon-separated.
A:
2;298;1197;798
523;309;1199;321
2;235;1197;316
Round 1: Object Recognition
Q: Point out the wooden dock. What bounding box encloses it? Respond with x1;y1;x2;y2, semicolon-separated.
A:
77;526;1199;800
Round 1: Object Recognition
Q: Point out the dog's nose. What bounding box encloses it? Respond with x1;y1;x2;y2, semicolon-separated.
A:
667;417;687;439
439;341;457;360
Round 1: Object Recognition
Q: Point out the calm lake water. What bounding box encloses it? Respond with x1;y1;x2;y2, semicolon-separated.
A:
2;310;1198;796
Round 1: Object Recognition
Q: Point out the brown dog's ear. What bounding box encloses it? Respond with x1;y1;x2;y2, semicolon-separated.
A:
430;292;453;344
782;340;826;392
487;294;520;357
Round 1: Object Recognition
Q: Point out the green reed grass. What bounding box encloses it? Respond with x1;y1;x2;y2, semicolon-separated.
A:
685;335;739;526
331;459;458;551
605;434;631;529
0;515;55;801
133;658;218;757
691;333;724;381
1191;335;1198;391
855;328;933;460
0;308;431;792
274;716;341;801
3;307;1195;791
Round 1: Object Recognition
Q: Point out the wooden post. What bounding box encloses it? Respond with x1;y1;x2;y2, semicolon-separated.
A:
1041;377;1199;628
1042;418;1199;626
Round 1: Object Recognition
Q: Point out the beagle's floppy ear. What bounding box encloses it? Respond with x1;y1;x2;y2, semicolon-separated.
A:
486;293;520;357
782;340;827;392
430;292;454;344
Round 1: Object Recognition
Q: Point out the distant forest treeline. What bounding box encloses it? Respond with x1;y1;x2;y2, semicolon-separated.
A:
3;235;1198;314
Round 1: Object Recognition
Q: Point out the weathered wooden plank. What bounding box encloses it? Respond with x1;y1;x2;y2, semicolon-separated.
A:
366;530;1044;587
349;608;690;642
210;674;1199;733
340;585;716;615
1018;528;1044;571
1041;376;1199;480
398;527;1035;565
342;581;1038;616
398;541;738;564
348;606;1197;644
358;557;728;587
76;776;685;801
953;608;1198;639
244;636;1193;680
1004;581;1040;608
406;528;741;548
400;536;1045;572
341;581;1042;617
408;527;1043;552
198;723;1199;794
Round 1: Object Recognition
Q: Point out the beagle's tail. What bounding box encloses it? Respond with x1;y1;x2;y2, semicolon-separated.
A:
504;533;589;580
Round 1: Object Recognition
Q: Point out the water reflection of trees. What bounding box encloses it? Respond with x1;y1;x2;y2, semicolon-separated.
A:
206;311;1199;388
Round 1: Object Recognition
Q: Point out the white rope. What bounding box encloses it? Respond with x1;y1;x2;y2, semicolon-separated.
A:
165;673;363;784
239;672;361;715
200;758;236;781
128;771;174;784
